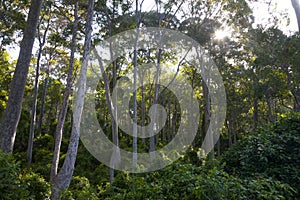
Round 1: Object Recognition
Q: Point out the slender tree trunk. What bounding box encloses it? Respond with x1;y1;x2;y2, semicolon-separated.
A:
202;81;214;159
149;2;163;159
37;65;50;135
108;1;120;183
149;48;161;158
50;1;94;199
266;91;274;123
291;0;300;31
132;0;140;169
1;0;42;153
226;120;232;148
50;0;78;184
167;99;171;142
140;73;145;143
28;12;51;164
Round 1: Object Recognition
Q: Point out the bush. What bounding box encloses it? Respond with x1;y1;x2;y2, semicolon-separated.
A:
0;151;51;199
20;170;51;199
98;162;296;200
61;176;98;200
222;113;300;195
0;151;27;199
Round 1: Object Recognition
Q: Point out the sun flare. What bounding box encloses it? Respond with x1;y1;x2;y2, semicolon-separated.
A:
214;29;231;40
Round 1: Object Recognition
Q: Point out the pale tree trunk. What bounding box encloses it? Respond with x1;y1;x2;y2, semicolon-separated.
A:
290;0;300;111
27;11;51;164
291;0;300;31
50;0;94;199
149;48;161;158
97;52;119;183
1;0;42;153
50;0;79;183
149;1;163;159
141;76;146;143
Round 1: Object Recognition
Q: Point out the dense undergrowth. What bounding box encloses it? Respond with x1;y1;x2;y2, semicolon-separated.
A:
0;113;299;199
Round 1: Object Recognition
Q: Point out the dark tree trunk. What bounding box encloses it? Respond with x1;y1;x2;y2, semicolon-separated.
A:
28;11;51;164
1;0;42;153
37;65;50;135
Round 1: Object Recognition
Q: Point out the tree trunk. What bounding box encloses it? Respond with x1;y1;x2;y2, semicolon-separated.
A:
108;1;120;183
202;81;213;159
291;0;300;31
37;65;50;135
266;91;274;123
50;0;78;183
28;11;51;164
132;0;140;169
50;0;94;199
1;0;42;153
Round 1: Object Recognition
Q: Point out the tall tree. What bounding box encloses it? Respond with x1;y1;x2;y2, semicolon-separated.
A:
50;0;79;183
50;0;94;198
1;0;42;153
27;4;52;164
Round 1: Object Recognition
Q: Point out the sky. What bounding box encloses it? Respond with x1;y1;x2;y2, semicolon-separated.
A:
7;0;299;60
251;0;298;34
140;0;298;34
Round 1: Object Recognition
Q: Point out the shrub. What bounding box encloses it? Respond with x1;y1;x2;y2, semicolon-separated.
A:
61;176;98;200
222;113;300;195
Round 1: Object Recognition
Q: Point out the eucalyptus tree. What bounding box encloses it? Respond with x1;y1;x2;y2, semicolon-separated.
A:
50;0;94;198
50;0;79;184
94;0;135;183
1;0;42;153
27;1;53;164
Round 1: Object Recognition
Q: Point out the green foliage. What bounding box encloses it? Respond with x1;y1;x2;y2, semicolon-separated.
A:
98;162;295;200
222;113;300;195
61;176;98;200
19;170;51;200
0;151;27;199
0;151;51;199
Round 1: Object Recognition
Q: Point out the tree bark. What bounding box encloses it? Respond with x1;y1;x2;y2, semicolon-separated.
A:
37;65;50;135
50;0;78;183
291;0;300;31
1;0;42;153
27;10;51;164
50;0;94;199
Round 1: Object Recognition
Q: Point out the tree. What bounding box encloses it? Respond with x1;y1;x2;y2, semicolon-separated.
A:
1;0;42;153
50;0;79;184
27;2;52;164
50;0;94;198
